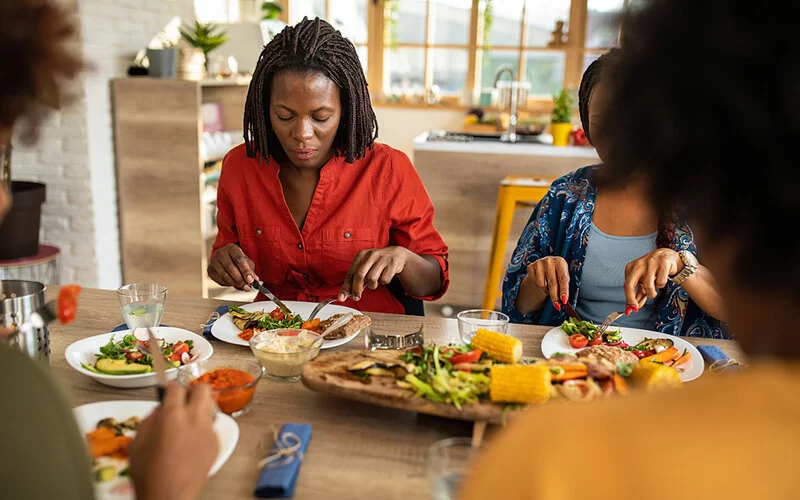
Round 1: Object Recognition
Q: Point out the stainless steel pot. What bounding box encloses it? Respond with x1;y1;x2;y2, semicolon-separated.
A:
1;280;49;362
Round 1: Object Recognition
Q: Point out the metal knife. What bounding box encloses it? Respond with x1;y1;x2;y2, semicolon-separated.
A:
563;302;582;321
252;281;293;316
146;329;168;402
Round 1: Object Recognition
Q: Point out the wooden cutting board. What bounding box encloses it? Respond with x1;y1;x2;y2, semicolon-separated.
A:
301;350;516;425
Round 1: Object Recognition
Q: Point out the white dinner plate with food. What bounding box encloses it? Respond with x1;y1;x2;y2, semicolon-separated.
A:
65;328;214;389
210;300;370;349
541;325;704;382
74;399;238;500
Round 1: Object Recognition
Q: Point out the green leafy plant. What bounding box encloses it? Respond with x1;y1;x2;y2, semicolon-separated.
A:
551;89;574;124
179;21;228;56
384;0;400;49
483;0;494;48
261;1;283;21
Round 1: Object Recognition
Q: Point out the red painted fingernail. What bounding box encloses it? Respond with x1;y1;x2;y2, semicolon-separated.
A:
625;306;632;316
553;302;561;312
561;294;568;305
633;305;640;313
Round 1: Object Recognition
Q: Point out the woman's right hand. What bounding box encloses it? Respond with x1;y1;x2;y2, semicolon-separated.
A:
517;256;570;313
207;243;259;291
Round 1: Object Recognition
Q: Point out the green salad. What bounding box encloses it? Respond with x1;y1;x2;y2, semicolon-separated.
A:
81;334;194;376
228;305;303;331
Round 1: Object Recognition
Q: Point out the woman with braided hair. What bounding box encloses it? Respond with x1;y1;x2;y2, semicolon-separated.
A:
209;17;449;314
503;50;726;337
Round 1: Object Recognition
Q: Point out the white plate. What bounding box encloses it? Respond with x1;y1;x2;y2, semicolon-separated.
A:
65;328;214;389
74;400;238;500
211;300;365;349
541;325;704;382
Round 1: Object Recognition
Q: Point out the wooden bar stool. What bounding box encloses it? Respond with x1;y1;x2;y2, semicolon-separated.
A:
482;176;552;311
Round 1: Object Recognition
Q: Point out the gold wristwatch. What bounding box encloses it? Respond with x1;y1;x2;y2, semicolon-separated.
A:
670;250;699;285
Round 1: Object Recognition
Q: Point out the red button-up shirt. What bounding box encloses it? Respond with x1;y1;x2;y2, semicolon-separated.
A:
212;143;450;314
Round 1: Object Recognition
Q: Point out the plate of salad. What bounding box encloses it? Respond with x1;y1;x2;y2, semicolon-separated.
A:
210;300;365;349
65;327;214;388
540;319;704;382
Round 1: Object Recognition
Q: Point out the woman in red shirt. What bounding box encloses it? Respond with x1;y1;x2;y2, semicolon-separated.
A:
208;17;449;315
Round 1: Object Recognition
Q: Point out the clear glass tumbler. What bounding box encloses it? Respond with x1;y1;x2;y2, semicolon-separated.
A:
457;309;509;343
427;437;484;500
116;283;167;330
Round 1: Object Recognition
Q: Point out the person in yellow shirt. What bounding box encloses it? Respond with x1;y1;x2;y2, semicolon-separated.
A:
461;1;800;498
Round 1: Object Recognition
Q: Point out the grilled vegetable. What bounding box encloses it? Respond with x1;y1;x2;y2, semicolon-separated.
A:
548;363;589;382
489;364;551;404
640;346;679;364
348;359;410;378
631;361;682;391
631;337;673;352
472;329;523;364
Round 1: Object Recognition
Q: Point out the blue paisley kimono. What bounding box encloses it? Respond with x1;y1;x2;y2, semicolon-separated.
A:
502;166;728;339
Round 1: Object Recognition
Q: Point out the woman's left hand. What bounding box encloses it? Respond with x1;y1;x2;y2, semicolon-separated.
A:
339;247;410;302
624;248;683;310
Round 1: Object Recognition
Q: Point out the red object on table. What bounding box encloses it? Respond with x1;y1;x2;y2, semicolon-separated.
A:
212;144;450;314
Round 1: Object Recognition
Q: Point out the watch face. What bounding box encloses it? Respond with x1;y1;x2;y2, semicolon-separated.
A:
682;251;699;268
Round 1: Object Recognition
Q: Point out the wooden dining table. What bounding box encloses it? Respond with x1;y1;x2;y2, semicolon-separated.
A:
49;287;742;499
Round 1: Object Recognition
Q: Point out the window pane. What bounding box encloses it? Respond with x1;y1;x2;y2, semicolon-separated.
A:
356;45;368;76
583;53;600;73
525;51;565;96
479;49;520;90
484;0;523;47
586;0;624;49
389;0;427;45
289;0;326;24
432;48;468;95
383;47;425;96
525;0;570;47
330;0;368;44
430;0;471;45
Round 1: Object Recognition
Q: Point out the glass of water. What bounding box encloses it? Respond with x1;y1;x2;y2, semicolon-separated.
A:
457;310;509;343
427;438;483;500
116;283;167;330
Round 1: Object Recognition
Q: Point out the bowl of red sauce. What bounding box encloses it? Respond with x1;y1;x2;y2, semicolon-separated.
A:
178;359;262;417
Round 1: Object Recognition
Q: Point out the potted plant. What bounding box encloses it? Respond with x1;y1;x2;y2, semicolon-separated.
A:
0;144;47;259
178;21;228;80
146;40;177;79
550;89;574;147
261;1;283;20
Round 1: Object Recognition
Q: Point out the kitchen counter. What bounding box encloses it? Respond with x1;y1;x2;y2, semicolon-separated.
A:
413;132;598;309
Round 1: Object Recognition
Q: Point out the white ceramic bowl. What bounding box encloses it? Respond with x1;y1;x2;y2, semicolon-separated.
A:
65;327;214;389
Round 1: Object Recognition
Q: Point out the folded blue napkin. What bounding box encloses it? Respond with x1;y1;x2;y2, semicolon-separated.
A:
202;305;230;340
255;423;312;498
698;345;743;371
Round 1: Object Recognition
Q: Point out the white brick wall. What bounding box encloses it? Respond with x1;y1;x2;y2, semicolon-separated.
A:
11;0;194;289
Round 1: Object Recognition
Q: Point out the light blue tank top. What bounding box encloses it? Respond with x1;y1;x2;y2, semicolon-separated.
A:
575;223;658;329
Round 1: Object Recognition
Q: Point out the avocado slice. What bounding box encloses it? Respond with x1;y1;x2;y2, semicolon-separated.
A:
81;362;101;374
94;466;117;482
95;358;152;375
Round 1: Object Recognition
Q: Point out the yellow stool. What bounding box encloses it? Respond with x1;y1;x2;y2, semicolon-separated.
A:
482;175;552;311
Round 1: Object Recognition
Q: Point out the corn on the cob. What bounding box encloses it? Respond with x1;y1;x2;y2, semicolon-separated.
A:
472;328;522;364
631;361;682;391
489;364;551;404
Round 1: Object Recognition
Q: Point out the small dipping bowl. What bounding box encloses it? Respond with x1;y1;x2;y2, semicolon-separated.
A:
178;359;262;418
249;328;324;382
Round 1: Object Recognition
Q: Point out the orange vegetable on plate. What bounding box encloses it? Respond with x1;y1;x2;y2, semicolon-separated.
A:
549;363;588;382
86;427;133;459
672;349;691;367
640;347;679;364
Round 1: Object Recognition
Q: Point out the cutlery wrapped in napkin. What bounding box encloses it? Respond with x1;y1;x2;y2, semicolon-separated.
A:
255;423;312;498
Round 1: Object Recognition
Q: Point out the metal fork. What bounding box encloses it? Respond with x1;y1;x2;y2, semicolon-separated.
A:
307;299;336;322
596;298;646;337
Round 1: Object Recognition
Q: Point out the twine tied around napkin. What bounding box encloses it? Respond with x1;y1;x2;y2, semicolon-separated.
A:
709;358;747;373
201;311;221;330
258;426;304;469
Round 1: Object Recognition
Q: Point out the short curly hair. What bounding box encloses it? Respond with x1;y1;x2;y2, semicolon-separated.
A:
602;0;799;290
0;0;84;144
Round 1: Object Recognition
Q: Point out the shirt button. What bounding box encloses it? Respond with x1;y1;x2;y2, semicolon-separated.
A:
344;231;352;239
303;273;309;279
297;243;303;250
256;228;262;236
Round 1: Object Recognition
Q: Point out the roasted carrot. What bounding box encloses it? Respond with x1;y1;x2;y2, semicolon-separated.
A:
613;373;630;395
87;434;132;458
550;365;589;381
640;347;679;364
672;349;691;367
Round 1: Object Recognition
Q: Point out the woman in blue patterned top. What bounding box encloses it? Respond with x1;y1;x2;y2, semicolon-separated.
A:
503;50;726;338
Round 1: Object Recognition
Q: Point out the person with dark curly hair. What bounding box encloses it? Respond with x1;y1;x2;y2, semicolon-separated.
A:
502;49;726;337
0;2;218;499
208;17;449;315
462;1;800;498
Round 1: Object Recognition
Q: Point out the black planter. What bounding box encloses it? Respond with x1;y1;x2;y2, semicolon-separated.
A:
0;181;46;259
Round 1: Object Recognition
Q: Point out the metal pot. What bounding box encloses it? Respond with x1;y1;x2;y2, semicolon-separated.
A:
1;280;49;362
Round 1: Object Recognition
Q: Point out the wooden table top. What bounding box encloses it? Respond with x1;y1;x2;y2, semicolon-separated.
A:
48;287;742;500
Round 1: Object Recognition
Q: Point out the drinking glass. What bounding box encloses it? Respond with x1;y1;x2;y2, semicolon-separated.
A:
427;438;484;500
457;309;509;343
116;283;167;330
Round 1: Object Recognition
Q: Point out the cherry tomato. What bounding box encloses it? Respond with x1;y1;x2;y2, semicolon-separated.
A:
568;334;588;348
126;352;144;361
450;349;483;365
270;308;285;321
57;285;81;324
632;349;655;359
410;346;424;355
587;335;603;346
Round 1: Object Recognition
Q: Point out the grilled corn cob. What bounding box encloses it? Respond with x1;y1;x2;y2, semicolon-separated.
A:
472;329;523;364
631;361;682;391
489;364;551;404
